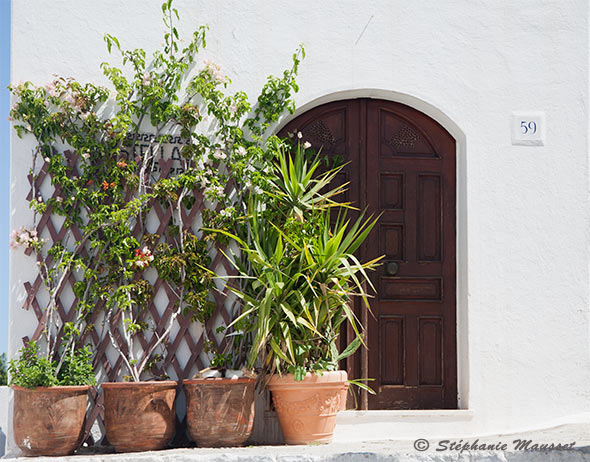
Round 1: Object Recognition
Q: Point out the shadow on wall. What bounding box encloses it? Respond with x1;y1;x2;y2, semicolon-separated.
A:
0;386;7;457
0;426;5;457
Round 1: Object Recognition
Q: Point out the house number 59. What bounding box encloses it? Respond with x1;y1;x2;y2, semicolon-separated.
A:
520;121;537;135
512;112;544;146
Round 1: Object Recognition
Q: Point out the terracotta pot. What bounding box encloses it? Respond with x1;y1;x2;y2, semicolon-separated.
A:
268;370;347;445
184;377;256;447
339;382;349;411
12;385;89;456
102;381;177;452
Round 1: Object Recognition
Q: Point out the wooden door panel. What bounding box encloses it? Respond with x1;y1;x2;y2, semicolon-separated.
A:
367;100;456;410
279;99;457;410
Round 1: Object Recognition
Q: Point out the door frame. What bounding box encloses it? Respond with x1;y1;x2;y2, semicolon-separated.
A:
275;89;469;410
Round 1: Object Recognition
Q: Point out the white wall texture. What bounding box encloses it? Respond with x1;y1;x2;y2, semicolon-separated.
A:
8;0;590;446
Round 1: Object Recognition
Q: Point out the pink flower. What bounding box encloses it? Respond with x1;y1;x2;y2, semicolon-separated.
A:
10;226;42;250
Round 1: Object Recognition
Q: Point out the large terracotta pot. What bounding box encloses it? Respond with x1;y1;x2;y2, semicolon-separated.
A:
268;370;347;445
12;385;89;456
102;381;177;452
184;377;256;447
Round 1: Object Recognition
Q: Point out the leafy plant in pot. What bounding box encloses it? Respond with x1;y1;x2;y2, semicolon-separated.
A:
215;139;382;445
7;185;96;456
9;333;96;456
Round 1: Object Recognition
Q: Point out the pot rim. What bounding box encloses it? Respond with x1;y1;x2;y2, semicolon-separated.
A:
268;370;348;388
11;384;91;392
101;380;178;389
183;377;256;385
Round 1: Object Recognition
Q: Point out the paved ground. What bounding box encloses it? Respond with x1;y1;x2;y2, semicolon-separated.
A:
4;443;590;461
4;422;590;462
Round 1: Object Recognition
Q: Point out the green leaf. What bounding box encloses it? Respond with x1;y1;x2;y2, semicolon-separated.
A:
337;337;362;361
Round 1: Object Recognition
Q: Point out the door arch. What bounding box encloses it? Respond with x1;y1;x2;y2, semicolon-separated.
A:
279;98;457;409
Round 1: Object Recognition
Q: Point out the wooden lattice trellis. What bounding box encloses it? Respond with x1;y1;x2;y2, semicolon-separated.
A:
21;149;236;446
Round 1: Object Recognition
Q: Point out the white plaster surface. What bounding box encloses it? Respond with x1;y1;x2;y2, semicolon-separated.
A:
8;0;590;455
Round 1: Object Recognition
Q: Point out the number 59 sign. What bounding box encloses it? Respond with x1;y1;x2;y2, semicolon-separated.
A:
512;112;545;146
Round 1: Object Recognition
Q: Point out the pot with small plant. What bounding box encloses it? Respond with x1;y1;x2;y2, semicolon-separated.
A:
213;139;382;445
8;186;96;456
183;328;257;447
10;333;96;456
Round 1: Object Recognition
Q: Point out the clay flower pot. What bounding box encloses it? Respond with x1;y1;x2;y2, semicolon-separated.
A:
102;381;177;452
268;370;347;445
12;385;89;456
184;377;256;447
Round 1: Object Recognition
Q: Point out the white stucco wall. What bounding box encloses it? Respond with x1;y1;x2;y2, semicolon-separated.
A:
9;0;590;447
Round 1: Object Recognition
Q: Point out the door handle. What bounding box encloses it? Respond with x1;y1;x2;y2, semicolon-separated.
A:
384;261;399;276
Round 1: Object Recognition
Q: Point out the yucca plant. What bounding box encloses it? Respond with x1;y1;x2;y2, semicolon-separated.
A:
212;139;382;380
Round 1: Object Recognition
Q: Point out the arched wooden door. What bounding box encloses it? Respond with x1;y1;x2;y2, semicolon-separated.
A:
279;99;457;409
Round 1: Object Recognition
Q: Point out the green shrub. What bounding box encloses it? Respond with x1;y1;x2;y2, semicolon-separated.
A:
0;353;7;386
9;341;96;389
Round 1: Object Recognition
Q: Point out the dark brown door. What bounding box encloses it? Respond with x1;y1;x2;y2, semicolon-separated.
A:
279;99;457;409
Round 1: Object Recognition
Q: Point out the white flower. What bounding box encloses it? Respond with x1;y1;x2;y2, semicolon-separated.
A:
213;149;226;160
142;72;151;86
203;59;216;68
55;196;63;203
297;131;303;139
37;196;43;202
237;146;247;156
229;103;238;114
44;157;50;163
303;141;311;149
214;70;228;84
81;152;90;160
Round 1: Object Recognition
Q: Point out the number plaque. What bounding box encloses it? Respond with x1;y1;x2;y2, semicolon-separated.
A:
511;112;545;146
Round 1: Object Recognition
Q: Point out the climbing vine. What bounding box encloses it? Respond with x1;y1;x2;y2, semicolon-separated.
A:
9;0;304;381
